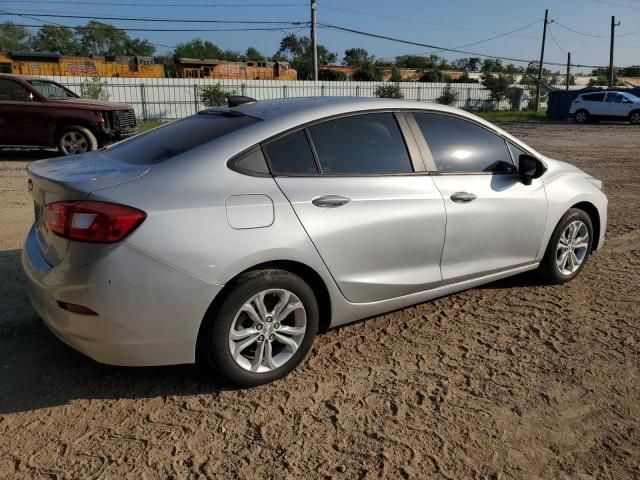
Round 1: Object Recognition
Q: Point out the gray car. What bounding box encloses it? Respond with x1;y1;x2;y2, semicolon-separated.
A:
22;97;607;386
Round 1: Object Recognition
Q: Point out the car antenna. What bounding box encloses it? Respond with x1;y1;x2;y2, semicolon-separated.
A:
227;95;257;107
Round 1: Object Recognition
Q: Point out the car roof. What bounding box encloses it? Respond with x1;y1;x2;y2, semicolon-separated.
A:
0;73;52;81
232;96;464;121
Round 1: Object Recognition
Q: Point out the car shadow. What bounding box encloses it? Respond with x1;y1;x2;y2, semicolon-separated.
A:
0;246;542;415
0;148;61;161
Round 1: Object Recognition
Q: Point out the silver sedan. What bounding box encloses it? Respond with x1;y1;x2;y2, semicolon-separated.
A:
22;97;607;386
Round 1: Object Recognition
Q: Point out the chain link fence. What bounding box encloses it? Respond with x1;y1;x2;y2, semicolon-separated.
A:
44;76;582;121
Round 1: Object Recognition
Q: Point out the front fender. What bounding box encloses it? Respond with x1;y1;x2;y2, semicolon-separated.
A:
537;172;608;261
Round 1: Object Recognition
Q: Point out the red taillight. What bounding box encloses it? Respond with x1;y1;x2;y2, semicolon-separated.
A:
44;201;146;243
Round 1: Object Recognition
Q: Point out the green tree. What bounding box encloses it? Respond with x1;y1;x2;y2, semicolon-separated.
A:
437;85;459;105
389;65;402;82
481;58;505;74
123;37;155;56
76;21;154;56
275;34;337;80
243;47;265;62
199;84;234;107
375;84;403;99
481;72;514;108
343;47;374;68
619;65;640;77
451;57;482;72
82;76;109;100
33;25;81;55
0;22;32;51
174;38;220;59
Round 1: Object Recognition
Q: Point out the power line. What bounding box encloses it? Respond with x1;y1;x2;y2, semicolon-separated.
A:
547;24;567;55
318;22;610;69
0;10;307;24
552;20;609;38
0;1;307;7
4;22;308;32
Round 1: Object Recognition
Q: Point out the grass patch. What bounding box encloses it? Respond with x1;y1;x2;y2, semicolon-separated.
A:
137;120;169;132
472;110;548;124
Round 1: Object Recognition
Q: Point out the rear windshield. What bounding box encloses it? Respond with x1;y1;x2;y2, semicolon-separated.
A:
105;112;260;165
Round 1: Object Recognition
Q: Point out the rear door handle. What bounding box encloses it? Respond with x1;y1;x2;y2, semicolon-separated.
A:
450;192;477;203
312;194;351;208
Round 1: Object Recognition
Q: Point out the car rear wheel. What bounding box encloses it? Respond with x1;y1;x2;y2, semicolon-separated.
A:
198;269;319;386
539;208;593;284
574;110;590;124
57;126;98;156
629;111;640;125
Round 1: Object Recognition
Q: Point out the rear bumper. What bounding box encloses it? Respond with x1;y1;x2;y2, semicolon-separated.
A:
21;225;223;366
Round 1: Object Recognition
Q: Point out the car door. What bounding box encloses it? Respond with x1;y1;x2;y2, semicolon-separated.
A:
267;112;447;304
0;78;48;146
408;112;547;283
581;92;606;116
605;92;636;118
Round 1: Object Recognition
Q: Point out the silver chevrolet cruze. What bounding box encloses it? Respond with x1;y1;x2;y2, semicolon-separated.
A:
22;97;607;386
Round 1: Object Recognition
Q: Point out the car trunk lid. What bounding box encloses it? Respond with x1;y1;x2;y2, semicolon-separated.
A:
27;152;150;266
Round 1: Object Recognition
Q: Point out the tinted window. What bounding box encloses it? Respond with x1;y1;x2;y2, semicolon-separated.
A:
414;113;515;173
582;93;605;102
308;113;413;174
105;112;260;165
28;80;76;99
0;79;30;101
264;130;318;175
231;148;270;175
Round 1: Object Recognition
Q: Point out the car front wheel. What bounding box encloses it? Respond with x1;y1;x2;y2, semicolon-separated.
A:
574;110;590;124
629;111;640;125
57;126;98;155
539;208;593;284
198;269;319;386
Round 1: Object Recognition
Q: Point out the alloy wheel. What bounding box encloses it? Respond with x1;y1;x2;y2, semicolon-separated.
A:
575;111;588;123
555;220;589;276
60;131;89;155
630;112;640;125
228;289;307;373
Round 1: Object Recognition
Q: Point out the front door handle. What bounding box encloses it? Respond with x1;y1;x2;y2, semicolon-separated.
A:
312;194;351;208
450;192;477;203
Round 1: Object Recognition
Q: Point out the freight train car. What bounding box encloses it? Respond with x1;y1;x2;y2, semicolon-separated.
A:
0;52;165;78
175;58;297;80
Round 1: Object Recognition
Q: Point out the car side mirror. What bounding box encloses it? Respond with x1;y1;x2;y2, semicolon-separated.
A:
519;154;546;185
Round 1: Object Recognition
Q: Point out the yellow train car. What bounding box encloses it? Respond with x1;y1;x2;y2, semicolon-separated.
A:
176;58;297;80
0;52;164;78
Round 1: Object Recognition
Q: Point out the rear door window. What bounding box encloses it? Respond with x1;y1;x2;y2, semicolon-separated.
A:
582;93;605;102
105;112;260;165
307;113;413;174
413;113;515;173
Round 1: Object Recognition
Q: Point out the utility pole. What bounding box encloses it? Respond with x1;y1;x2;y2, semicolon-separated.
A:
535;9;549;112
311;0;318;81
566;52;571;91
609;16;620;87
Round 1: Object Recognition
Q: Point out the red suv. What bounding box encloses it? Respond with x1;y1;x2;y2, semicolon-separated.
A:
0;74;137;155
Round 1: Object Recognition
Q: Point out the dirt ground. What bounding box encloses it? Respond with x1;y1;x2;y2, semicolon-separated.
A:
0;124;639;480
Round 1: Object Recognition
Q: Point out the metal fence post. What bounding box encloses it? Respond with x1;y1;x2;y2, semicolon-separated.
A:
140;83;148;121
283;84;287;98
194;84;199;113
356;85;360;97
241;83;246;96
321;84;325;97
416;86;421;102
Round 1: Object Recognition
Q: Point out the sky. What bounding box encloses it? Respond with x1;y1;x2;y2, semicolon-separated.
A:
2;0;640;72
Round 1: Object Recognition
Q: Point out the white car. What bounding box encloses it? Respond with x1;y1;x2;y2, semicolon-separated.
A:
570;90;640;124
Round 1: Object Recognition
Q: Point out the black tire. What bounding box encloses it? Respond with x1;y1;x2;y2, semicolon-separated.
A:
56;125;98;156
629;110;640;125
574;109;590;124
538;208;594;284
198;269;319;387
